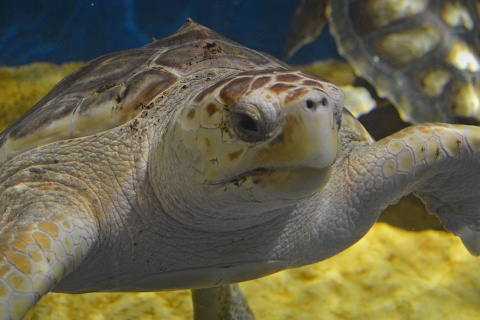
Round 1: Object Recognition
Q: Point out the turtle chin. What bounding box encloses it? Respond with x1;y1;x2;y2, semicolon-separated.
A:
235;166;333;200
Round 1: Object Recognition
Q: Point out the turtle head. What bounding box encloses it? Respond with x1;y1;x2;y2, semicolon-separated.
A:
169;70;344;203
152;70;344;230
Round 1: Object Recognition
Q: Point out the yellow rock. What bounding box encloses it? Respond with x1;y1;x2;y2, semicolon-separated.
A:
296;59;356;86
0;62;83;131
1;63;478;320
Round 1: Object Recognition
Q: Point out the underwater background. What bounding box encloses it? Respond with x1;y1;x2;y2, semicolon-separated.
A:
0;0;339;66
0;0;479;319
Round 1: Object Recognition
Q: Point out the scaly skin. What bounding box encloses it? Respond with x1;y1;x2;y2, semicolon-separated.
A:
374;124;480;254
0;185;98;319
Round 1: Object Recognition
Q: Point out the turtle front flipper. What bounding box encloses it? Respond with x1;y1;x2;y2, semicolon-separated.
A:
299;123;480;263
0;184;98;319
350;123;480;255
192;284;254;320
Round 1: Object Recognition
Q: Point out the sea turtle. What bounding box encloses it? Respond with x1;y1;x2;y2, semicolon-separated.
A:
285;0;480;124
1;19;480;320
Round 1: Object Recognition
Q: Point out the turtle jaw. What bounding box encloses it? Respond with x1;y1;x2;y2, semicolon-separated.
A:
227;166;334;200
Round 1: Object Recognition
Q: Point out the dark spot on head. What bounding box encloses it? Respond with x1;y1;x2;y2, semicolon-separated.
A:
146;259;150;263
206;103;219;117
187;109;196;119
228;150;243;161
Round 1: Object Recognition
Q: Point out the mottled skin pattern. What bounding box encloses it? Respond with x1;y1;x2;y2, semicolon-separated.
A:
1;20;480;320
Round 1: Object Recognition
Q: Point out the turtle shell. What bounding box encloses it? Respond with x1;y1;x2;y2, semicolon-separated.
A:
328;0;480;123
0;19;289;165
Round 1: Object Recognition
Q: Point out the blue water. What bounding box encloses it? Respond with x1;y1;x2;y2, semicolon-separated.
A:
0;0;339;66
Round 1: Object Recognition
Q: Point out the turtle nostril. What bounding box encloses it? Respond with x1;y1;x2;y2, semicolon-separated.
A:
305;96;329;111
321;97;328;106
306;99;316;110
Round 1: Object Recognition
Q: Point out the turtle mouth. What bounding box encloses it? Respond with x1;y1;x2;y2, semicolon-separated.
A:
226;167;269;186
221;165;333;200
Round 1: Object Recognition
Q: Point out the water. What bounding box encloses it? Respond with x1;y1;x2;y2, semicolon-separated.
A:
0;0;338;66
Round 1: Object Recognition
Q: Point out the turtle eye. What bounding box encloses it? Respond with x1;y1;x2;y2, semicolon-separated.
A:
229;99;280;142
233;112;259;133
231;111;263;142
